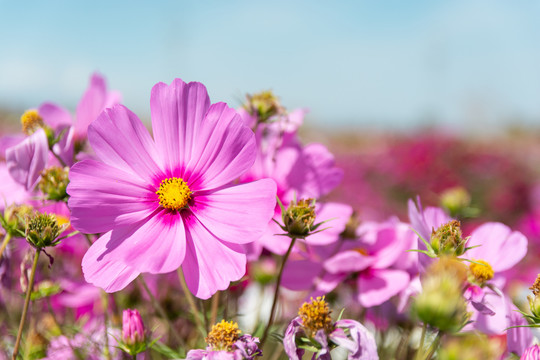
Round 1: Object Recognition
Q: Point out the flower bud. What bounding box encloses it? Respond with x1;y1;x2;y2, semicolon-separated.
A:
440;187;471;217
529;274;540;319
122;309;146;347
430;220;467;257
1;204;34;237
38;166;69;201
413;258;468;332
281;198;317;239
25;211;68;249
244;91;283;123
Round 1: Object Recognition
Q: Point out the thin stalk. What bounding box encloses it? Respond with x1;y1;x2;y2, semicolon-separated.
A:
415;323;427;360
101;291;111;360
210;291;220;327
200;299;209;332
260;237;297;346
12;249;39;360
424;332;442;360
0;233;12;260
176;268;205;334
137;276;185;347
52;151;67;168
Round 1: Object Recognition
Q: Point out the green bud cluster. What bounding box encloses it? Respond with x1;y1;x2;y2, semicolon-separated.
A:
25;212;68;249
1;204;34;237
430;220;467;257
244;90;283;124
413;257;469;333
38;166;69;201
280;198;317;239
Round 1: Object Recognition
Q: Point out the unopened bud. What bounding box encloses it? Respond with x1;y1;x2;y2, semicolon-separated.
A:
440;187;471;217
244;91;283;123
282;198;316;238
413;258;468;332
430;220;467;257
1;204;34;237
25;212;68;249
121;309;146;352
38;166;69;201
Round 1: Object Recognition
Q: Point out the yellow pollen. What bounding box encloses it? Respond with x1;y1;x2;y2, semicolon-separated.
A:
21;109;44;135
298;296;334;337
156;177;191;210
469;260;494;284
205;320;241;351
54;215;70;227
353;248;369;256
530;274;540;296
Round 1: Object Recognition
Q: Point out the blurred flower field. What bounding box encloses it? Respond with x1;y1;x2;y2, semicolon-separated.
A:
1;74;540;359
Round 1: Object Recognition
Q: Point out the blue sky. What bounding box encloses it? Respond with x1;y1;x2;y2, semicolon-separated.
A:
1;0;540;131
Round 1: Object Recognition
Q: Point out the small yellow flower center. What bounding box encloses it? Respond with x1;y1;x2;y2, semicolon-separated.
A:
55;215;70;227
469;259;494;284
21;109;44;135
205;320;241;351
156;177;191;210
298;296;334;337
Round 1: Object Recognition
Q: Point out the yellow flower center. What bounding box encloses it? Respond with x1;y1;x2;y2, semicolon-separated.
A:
205;320;241;351
298;296;334;337
469;259;494;284
21;109;44;135
156;177;191;210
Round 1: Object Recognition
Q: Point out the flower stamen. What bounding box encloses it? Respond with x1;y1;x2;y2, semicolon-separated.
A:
156;177;191;210
298;296;334;337
206;320;241;351
21;109;44;135
469;259;494;285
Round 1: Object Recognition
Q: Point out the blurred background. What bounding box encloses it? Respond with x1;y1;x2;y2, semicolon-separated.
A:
2;0;540;231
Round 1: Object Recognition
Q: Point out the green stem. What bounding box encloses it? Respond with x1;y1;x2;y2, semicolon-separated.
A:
137;276;185;347
0;233;12;261
424;332;442;360
415;323;427;360
12;250;39;360
210;291;220;327
101;291;112;360
177;268;205;335
260;236;297;346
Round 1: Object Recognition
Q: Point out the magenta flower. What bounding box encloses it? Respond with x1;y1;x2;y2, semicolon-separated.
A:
122;309;145;346
521;345;540;360
283;297;378;360
67;78;276;299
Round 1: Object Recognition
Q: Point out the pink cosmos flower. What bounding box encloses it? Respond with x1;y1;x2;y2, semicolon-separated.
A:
5;73;120;191
67;78;277;299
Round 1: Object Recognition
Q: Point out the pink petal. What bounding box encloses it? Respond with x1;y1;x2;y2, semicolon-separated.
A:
75;73;108;139
52;125;75;166
82;235;141;292
466;222;527;272
191;179;276;244
357;269;410;308
324;250;375;274
82;212;186;290
38;103;73;130
68;159;156;234
0;163;31;209
88;105;163;183
150;79;210;173
281;259;322;291
184;102;256;190
181;212;247;299
6;128;48;190
283;143;343;200
307;202;353;246
257;220;292;255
